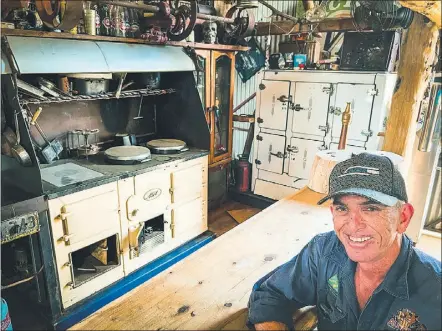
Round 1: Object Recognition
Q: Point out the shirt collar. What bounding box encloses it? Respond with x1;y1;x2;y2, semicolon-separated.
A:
336;234;412;300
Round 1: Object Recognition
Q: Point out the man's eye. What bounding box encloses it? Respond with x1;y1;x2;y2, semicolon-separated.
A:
363;206;380;212
335;206;347;212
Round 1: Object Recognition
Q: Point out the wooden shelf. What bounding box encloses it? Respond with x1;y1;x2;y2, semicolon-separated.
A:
233;115;255;123
2;29;249;52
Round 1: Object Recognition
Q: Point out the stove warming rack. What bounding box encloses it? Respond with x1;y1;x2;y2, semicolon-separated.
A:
19;88;177;105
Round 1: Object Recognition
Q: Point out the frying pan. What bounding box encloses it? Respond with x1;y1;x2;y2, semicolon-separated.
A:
2;127;32;166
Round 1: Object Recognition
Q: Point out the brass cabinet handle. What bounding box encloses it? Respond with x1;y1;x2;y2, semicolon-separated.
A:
59;206;74;245
170;210;175;238
170;173;175;203
58;234;75;244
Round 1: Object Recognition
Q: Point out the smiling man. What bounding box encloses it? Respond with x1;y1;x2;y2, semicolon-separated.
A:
247;153;441;330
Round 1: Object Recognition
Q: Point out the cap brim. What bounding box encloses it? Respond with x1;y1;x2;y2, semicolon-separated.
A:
317;188;399;206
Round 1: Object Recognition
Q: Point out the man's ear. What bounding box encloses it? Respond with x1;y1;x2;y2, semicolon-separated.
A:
398;203;414;233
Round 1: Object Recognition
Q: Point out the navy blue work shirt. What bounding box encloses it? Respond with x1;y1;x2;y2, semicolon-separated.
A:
248;231;441;330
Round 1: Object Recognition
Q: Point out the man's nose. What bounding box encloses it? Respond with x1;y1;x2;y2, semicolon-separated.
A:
348;210;366;228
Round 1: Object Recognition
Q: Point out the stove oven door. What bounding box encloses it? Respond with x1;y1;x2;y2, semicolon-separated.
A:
47;183;124;309
120;169;172;275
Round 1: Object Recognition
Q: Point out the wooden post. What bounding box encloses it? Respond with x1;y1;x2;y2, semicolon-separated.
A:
382;14;439;158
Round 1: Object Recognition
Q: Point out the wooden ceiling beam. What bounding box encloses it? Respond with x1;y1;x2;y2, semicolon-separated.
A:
398;0;441;28
255;18;357;36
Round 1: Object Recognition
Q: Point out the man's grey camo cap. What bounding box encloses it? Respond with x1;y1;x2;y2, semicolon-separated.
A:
317;152;408;206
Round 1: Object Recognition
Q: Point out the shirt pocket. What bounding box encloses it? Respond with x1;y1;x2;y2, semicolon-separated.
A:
318;288;346;329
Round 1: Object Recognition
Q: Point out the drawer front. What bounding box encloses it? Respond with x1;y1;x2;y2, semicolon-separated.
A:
48;183;120;248
171;161;205;204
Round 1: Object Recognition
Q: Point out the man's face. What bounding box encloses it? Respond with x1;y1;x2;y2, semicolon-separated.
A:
330;195;413;263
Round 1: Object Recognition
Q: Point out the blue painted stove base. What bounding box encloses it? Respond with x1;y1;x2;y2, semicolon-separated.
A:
54;231;215;330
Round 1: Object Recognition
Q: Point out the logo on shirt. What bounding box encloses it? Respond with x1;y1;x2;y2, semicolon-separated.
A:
387;308;426;330
328;274;339;293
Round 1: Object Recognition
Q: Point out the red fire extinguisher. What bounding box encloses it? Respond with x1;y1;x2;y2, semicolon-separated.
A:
235;154;251;192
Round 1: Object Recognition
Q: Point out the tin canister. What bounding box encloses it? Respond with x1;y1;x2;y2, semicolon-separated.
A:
84;9;96;36
293;54;307;68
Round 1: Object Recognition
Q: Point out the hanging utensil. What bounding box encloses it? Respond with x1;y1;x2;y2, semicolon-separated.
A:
27;106;63;163
115;73;127;99
133;96;144;120
3;123;32;167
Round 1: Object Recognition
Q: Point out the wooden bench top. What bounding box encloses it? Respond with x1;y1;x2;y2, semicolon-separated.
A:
70;188;332;330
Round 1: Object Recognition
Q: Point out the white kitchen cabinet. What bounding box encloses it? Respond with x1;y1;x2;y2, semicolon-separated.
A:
252;70;397;200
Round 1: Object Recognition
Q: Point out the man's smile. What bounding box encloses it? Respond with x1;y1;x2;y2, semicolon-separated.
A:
345;234;374;248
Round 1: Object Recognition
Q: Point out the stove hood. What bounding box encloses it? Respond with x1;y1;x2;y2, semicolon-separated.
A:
1;52;12;74
3;36;195;75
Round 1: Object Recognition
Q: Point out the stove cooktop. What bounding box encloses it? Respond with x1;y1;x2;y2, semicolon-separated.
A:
40;163;104;188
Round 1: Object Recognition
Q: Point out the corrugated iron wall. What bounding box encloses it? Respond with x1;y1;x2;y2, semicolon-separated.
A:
232;0;299;159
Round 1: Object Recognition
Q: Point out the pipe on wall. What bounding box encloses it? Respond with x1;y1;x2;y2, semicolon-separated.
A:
418;74;441;152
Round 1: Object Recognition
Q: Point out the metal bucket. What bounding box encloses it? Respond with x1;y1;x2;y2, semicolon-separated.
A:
1;298;13;331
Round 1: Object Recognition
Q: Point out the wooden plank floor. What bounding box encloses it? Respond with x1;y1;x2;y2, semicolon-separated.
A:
70;190;333;330
208;200;261;237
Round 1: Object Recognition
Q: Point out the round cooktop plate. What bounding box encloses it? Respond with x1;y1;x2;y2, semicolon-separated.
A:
104;146;151;161
146;139;186;151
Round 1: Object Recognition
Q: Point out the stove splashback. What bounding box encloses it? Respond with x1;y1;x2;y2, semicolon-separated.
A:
155;71;210;151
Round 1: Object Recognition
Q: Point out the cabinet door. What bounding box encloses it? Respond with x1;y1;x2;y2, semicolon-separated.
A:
171;197;207;243
331;83;376;144
171;159;205;204
48;183;120;248
195;49;211;126
258;80;290;131
211;51;234;164
288;138;326;179
291;82;332;138
255;133;286;174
